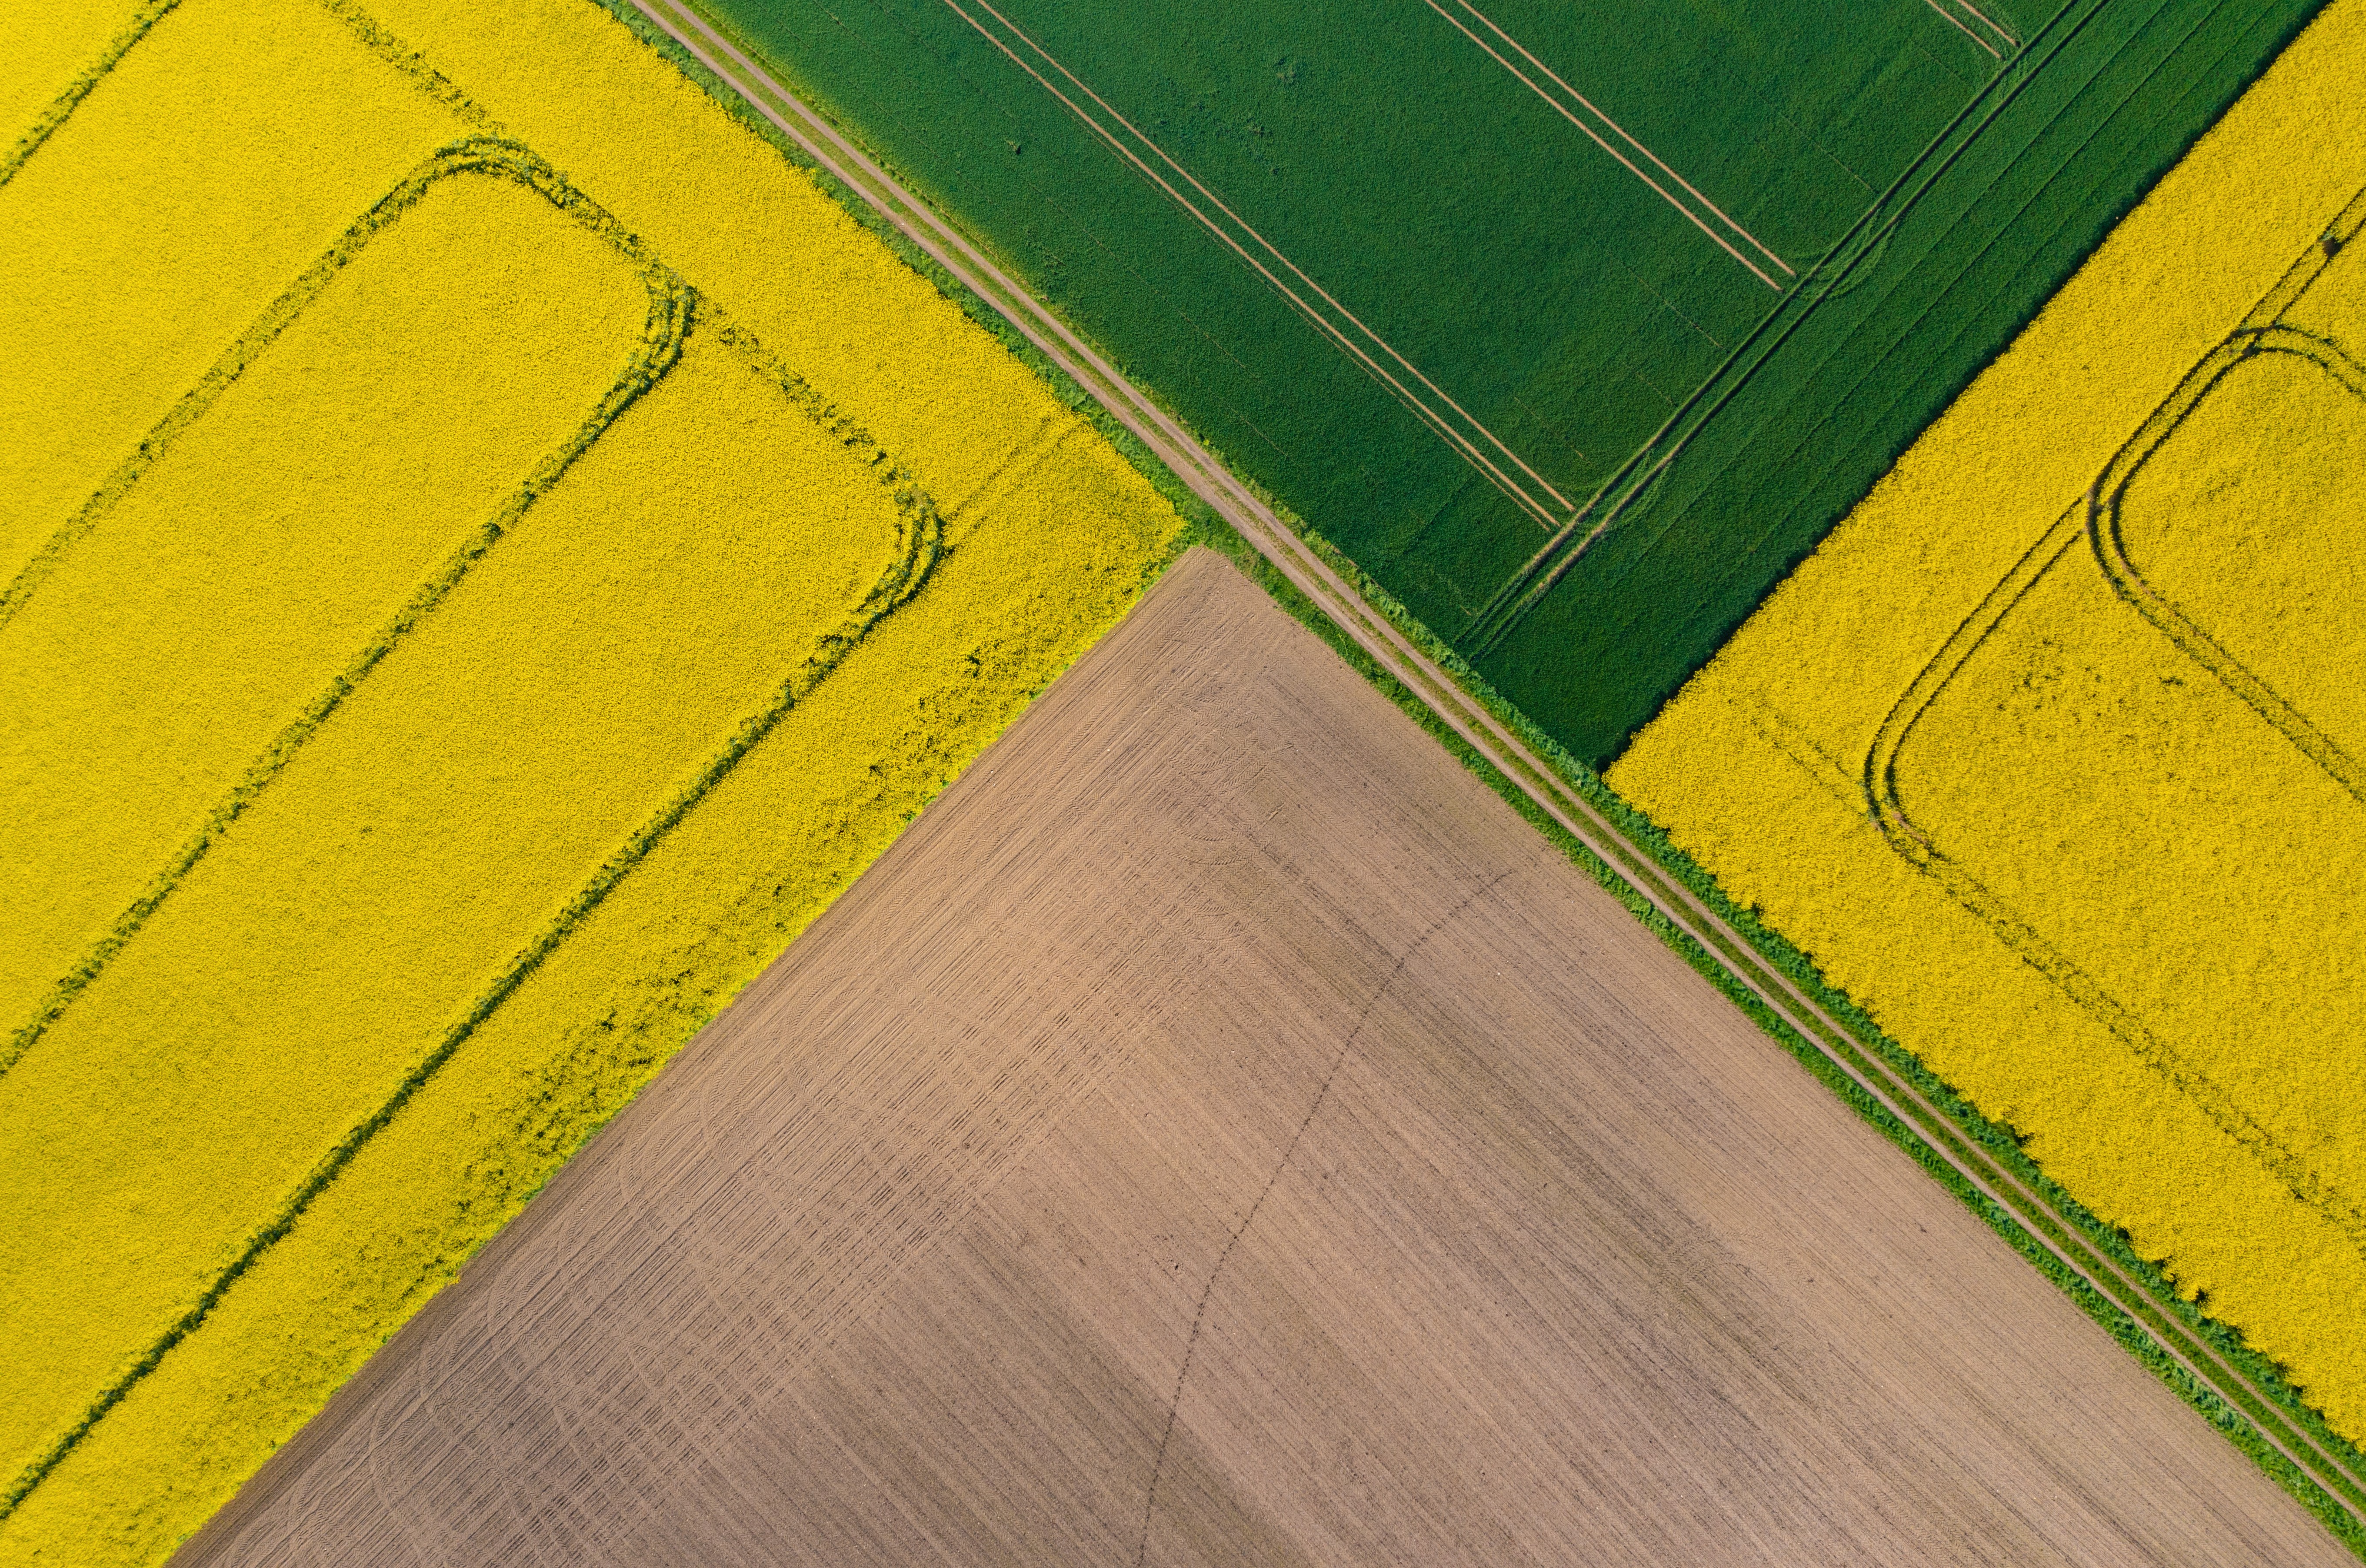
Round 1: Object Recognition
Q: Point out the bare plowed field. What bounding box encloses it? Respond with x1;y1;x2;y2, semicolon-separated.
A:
177;550;2342;1568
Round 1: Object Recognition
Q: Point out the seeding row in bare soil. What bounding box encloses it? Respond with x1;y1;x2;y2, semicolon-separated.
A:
178;550;2344;1567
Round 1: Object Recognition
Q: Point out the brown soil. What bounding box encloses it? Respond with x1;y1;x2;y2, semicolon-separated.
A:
177;548;2346;1567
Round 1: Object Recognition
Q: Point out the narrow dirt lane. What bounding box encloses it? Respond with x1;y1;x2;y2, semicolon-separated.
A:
618;4;2366;1523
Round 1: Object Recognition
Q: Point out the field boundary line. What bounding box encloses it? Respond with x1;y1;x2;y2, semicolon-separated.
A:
0;135;693;1511
1466;0;2117;645
1418;0;1789;288
1482;0;2243;645
625;2;2366;1541
1569;0;2236;660
1;0;965;1521
926;0;1576;530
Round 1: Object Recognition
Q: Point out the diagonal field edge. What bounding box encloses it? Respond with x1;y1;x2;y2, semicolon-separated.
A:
1462;0;2125;648
1869;509;2366;1272
1539;0;2239;659
622;0;2366;1543
1468;0;2116;636
0;136;694;1510
1493;0;2272;656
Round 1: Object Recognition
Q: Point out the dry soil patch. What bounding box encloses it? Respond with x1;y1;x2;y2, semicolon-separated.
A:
178;548;2344;1567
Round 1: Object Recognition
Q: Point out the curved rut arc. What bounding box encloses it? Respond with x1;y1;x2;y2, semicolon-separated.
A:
0;318;947;1520
0;136;693;1081
2086;321;2366;802
1856;189;2366;1292
0;92;951;1525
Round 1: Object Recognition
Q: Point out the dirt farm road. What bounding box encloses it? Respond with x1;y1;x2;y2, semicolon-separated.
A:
177;551;2344;1566
617;0;2366;1522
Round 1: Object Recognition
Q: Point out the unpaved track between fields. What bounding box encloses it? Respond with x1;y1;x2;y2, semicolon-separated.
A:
621;0;2366;1528
180;551;2346;1566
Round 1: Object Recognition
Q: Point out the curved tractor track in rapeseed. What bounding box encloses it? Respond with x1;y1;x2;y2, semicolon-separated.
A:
1855;183;2366;1289
2087;323;2366;803
0;132;946;1529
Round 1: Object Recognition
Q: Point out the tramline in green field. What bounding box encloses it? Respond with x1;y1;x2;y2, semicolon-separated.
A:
678;0;2321;761
695;0;1992;616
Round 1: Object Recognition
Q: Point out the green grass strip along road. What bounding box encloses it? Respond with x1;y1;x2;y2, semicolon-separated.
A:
626;0;2366;1547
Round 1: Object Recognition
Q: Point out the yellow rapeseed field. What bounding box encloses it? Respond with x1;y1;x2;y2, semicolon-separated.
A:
0;167;649;1034
0;0;463;580
0;0;149;160
0;0;1180;1560
1613;0;2366;1446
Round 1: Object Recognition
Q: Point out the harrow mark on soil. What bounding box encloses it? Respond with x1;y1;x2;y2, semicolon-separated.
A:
630;0;2366;1534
